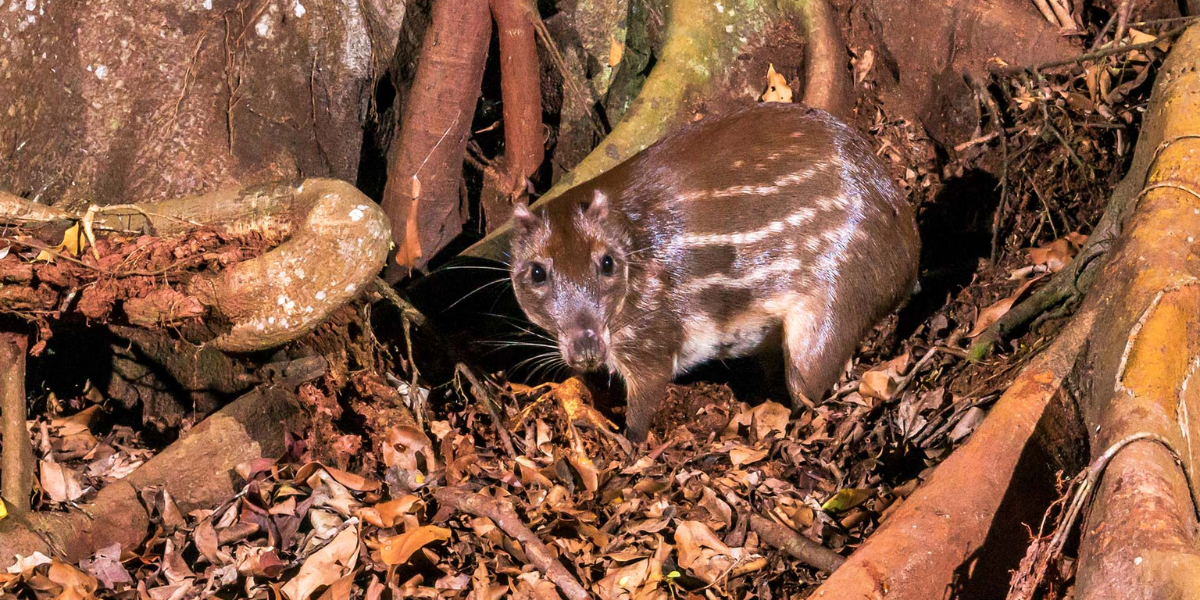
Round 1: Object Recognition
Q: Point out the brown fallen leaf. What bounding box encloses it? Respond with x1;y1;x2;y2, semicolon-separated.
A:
292;463;382;493
674;520;757;584
39;460;86;503
314;572;355;600
280;525;360;600
378;525;451;566
728;444;769;466
356;495;422;529
234;545;285;579
859;352;910;401
79;545;131;590
722;401;790;440
48;559;99;600
967;277;1041;338
1026;238;1075;273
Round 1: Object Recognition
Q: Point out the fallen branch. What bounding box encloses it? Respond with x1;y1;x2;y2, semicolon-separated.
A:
454;364;518;459
991;22;1190;75
435;486;589;600
0;328;33;514
749;514;845;573
0;358;323;569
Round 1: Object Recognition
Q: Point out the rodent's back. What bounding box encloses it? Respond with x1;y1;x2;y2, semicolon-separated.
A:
604;104;918;316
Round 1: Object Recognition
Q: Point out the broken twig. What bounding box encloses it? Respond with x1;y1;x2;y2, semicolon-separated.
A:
435;487;589;600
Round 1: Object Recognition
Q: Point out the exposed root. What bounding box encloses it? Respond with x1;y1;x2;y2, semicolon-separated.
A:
0;329;33;514
749;514;845;573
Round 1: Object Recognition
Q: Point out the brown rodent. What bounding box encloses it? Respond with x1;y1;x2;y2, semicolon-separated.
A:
509;103;920;441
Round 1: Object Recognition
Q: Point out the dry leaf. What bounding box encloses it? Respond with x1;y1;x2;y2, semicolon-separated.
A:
48;559;99;600
79;545;131;590
674;520;752;584
609;34;624;67
728;445;769;466
35;223;89;262
761;64;793;103
723;401;790;440
378;525;451;566
859;352;910;400
356;495;421;529
7;552;53;576
280;525;360;600
40;460;86;503
821;488;874;513
853;48;875;84
967;277;1041;338
1027;238;1074;273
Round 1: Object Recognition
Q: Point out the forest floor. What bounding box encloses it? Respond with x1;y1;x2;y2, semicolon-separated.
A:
0;5;1177;600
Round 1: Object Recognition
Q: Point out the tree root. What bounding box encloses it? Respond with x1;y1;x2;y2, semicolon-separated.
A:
463;0;852;262
380;0;492;279
809;312;1091;599
749;514;845;573
1;179;391;353
0;358;322;570
0;329;33;515
434;486;589;600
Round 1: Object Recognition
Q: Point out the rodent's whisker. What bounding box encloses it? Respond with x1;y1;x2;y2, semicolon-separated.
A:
443;277;512;312
482;339;559;350
511;351;561;376
434;265;512;273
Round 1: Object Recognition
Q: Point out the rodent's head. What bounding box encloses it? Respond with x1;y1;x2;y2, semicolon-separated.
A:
510;189;633;372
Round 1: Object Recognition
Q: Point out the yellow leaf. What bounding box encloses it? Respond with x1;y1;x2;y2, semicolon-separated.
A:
60;223;87;257
822;488;874;513
609;34;624;67
761;64;793;103
33;223;89;263
379;525;451;566
0;499;7;522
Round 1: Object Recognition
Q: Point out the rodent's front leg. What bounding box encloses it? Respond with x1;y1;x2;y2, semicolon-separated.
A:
621;358;673;443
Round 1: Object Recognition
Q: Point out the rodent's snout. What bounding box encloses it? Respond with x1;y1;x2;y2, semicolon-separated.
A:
565;328;607;371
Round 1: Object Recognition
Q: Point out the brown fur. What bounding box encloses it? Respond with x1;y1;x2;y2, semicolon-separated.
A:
510;103;920;441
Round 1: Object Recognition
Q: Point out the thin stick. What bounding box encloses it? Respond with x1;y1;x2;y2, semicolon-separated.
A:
749;514;845;573
435;487;589;600
455;364;518;459
994;23;1189;75
0;330;33;514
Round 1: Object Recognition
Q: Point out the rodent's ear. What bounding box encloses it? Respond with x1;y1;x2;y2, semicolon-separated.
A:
583;190;609;221
513;201;538;235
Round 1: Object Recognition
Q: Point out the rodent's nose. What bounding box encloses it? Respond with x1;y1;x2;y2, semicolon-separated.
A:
568;329;605;370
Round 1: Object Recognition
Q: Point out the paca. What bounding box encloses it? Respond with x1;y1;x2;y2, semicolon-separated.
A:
509;103;920;441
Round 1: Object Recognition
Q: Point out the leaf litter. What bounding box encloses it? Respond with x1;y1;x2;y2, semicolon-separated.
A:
3;12;1174;600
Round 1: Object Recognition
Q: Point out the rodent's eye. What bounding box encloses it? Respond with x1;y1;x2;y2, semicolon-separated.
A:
600;254;615;277
530;263;548;285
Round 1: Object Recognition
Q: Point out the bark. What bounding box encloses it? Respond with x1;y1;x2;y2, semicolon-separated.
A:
435;487;589;600
1;179;391;353
1066;24;1200;596
381;0;491;280
0;359;321;570
0;330;33;514
0;0;374;210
